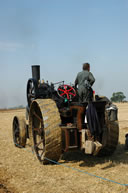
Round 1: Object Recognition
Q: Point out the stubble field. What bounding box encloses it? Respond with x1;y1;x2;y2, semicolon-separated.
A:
0;103;128;193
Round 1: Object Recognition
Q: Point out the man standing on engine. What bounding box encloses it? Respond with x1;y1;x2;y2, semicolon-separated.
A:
75;62;95;103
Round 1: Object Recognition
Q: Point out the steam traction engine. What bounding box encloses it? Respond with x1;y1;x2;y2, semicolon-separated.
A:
12;65;119;164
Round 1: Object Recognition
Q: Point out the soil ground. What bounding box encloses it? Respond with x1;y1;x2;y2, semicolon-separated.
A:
0;104;128;193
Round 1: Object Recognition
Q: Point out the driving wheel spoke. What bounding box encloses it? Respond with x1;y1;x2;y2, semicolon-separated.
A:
39;149;45;158
35;139;44;147
33;111;43;123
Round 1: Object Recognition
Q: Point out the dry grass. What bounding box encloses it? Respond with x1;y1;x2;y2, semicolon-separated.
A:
0;104;128;193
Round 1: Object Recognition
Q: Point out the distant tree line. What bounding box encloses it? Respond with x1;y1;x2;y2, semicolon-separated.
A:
10;105;25;109
110;92;126;102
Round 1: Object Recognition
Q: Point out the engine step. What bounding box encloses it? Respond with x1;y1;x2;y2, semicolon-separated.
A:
68;145;78;149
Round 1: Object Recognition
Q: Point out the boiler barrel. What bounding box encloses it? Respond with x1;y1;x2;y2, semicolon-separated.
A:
32;65;40;81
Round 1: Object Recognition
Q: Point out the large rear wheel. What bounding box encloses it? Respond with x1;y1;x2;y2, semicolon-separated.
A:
98;121;119;156
29;99;62;164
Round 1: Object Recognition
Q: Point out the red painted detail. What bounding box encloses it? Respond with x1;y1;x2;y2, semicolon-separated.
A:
57;84;76;100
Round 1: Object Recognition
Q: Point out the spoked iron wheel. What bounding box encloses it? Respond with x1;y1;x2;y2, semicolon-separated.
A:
12;116;27;148
34;134;45;162
98;121;119;156
29;99;62;164
32;111;45;162
27;79;38;107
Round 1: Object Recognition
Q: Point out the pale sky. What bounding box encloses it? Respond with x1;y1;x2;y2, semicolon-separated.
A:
0;0;128;108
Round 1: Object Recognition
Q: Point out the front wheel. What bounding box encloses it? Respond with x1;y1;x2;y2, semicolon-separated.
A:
12;116;27;148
